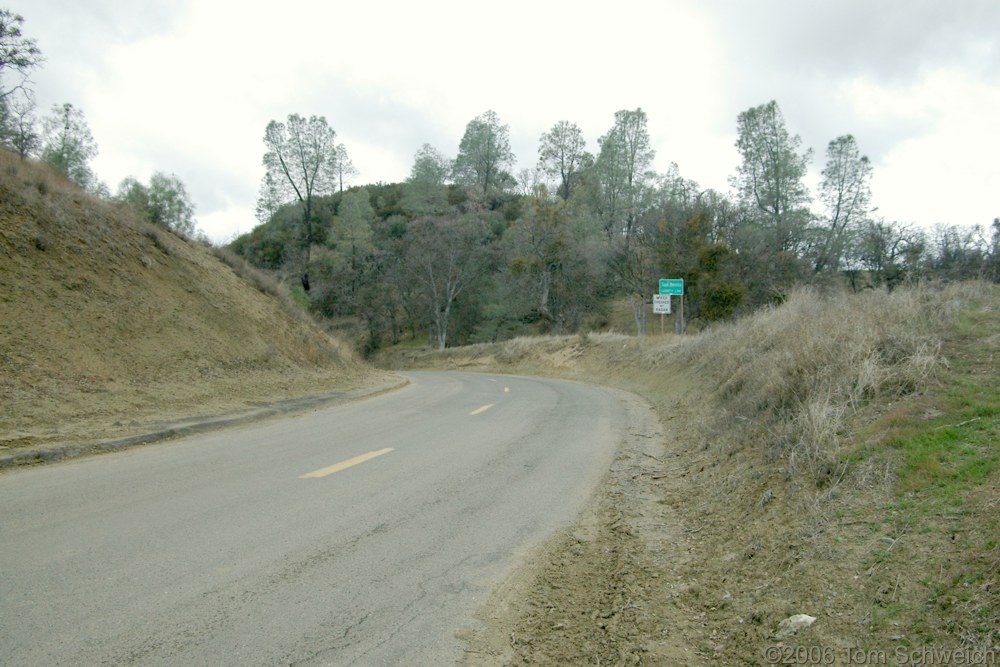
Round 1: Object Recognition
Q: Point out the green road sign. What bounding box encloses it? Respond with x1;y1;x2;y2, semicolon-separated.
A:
659;278;684;296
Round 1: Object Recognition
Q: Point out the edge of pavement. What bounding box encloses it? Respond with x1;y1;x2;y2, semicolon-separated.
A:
0;376;410;471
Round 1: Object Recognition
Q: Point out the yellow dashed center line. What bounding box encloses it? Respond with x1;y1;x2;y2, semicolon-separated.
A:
299;447;395;479
469;404;494;416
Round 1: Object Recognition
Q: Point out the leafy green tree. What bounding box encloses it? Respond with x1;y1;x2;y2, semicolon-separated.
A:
505;191;591;330
117;172;196;235
537;120;591;201
401;143;451;216
0;9;42;101
332;189;375;251
324;188;376;311
694;243;745;321
453;110;515;200
732;100;813;255
651;170;746;326
590;109;657;334
230;205;300;270
116;175;147;209
40;102;99;191
260;113;340;292
334;190;385;338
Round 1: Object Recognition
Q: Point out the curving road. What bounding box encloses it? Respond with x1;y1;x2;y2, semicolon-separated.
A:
0;372;636;666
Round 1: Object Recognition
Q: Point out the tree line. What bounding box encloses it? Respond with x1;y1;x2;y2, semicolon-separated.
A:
0;9;197;235
235;107;1000;352
4;9;996;352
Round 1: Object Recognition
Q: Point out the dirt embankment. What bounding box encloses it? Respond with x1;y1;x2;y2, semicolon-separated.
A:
377;285;1000;665
0;152;395;461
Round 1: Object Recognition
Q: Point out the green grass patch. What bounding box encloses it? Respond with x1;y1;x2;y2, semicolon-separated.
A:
850;293;1000;510
891;422;998;497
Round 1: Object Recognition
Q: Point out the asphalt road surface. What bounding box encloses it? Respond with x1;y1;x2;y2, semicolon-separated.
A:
0;371;634;666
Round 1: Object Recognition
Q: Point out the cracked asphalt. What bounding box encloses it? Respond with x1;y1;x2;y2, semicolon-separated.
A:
0;372;632;665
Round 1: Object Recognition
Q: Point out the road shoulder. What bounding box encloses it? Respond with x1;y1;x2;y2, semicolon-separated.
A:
461;386;694;665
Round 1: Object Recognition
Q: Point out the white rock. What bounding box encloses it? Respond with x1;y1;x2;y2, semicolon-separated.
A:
775;614;817;639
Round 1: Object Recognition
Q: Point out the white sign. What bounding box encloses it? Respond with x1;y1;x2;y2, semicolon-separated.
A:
653;294;671;314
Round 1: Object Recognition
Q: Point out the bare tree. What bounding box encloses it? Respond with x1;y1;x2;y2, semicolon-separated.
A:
405;214;491;351
260;114;339;292
815;134;872;272
334;143;357;193
0;10;43;101
537;120;590;201
0;87;38;157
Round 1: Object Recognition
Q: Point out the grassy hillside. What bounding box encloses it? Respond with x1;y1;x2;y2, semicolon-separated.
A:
0;151;391;454
378;283;999;664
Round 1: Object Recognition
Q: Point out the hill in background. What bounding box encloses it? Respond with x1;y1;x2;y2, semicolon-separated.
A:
0;151;392;454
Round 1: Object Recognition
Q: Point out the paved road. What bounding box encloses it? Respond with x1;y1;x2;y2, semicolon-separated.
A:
0;371;633;666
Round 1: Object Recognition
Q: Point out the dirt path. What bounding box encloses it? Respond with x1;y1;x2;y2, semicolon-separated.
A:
462;379;706;665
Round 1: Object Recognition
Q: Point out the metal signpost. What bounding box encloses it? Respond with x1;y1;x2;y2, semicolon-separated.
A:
653;294;671;335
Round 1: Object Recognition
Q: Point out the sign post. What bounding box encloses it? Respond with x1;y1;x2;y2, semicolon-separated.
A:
658;279;685;334
653;294;671;335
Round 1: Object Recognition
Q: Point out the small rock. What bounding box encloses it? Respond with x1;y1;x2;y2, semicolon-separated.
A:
775;614;816;639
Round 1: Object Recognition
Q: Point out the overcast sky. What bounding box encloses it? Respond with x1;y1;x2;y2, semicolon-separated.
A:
10;0;999;243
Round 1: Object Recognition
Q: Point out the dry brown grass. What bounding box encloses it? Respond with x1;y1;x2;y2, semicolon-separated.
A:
0;149;386;452
679;284;984;481
210;245;318;328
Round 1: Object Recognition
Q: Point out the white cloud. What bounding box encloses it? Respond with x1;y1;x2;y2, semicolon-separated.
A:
198;204;256;245
846;69;1000;226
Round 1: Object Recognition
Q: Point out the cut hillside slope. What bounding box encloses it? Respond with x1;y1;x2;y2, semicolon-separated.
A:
377;284;999;665
0;152;395;458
